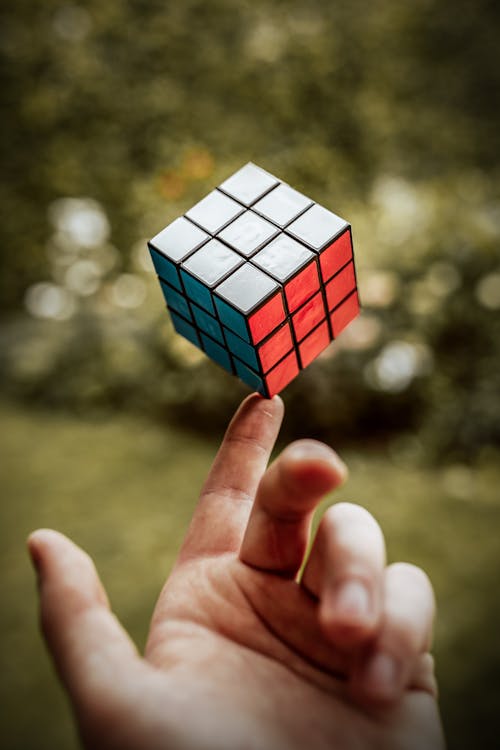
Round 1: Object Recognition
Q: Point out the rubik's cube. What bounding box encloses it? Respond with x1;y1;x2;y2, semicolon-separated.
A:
148;163;359;397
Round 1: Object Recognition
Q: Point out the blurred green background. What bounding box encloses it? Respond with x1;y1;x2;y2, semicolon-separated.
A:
1;1;499;748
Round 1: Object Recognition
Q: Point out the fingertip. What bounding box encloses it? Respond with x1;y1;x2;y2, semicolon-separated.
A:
257;392;285;417
28;527;60;547
27;529;58;572
236;391;285;426
283;440;348;491
27;528;75;566
264;393;285;421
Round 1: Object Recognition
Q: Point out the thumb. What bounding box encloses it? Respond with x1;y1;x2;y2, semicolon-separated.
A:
28;530;145;723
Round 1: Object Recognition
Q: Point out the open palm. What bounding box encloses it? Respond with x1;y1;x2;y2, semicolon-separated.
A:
29;395;445;749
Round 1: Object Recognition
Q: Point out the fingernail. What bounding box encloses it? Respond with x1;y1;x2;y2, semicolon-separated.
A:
362;652;400;699
334;580;371;622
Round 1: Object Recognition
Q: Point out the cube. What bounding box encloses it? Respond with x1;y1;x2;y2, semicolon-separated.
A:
148;162;360;397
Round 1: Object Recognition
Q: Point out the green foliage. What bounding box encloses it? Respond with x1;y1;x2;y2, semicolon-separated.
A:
1;0;499;458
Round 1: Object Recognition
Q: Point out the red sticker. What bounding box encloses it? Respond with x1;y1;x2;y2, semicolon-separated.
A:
284;261;319;313
248;291;286;345
292;291;326;342
258;322;293;373
298;321;331;368
319;230;353;283
325;262;356;312
265;350;300;397
330;292;360;337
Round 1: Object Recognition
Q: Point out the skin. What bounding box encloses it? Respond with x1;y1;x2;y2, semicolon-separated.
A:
28;394;445;750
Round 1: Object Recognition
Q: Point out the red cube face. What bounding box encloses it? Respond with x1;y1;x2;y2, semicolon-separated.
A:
284;259;320;313
319;228;353;283
298;321;331;368
248;290;286;345
149;162;360;398
330;291;360;337
258;321;293;372
325;261;356;312
292;290;326;342
264;350;300;397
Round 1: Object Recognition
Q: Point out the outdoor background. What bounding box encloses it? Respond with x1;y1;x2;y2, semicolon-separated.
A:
1;1;499;748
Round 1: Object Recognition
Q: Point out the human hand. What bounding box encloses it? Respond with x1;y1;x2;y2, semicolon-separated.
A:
29;394;445;750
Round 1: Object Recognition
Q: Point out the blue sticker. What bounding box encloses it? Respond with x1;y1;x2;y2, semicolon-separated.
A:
159;280;192;321
181;271;216;314
233;357;266;395
149;247;182;290
214;297;250;342
224;328;259;371
200;334;233;373
169;310;201;349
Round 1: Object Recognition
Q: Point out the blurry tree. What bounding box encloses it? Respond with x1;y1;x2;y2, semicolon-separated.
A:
0;0;499;458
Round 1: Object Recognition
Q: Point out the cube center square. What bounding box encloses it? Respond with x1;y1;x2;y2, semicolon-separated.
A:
217;211;279;257
148;162;360;397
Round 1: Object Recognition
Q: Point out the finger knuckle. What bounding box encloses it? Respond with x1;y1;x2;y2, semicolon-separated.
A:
225;431;268;456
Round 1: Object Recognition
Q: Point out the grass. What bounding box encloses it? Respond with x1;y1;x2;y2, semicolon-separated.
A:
1;401;499;749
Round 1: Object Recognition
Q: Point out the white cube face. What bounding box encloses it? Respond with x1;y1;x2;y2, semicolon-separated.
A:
253;183;312;227
150;217;209;262
218;162;279;206
252;234;314;282
287;204;349;250
182;239;243;287
217;212;279;256
185;190;244;234
215;263;279;313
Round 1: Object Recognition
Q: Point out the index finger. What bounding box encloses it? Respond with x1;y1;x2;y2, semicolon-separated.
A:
177;393;284;563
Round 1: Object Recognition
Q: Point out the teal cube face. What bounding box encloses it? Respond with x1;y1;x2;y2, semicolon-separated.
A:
223;327;259;371
148;162;360;397
150;247;182;290
233;358;265;395
214;297;250;342
191;304;225;345
200;333;232;373
159;280;193;321
169;310;201;349
180;270;216;314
